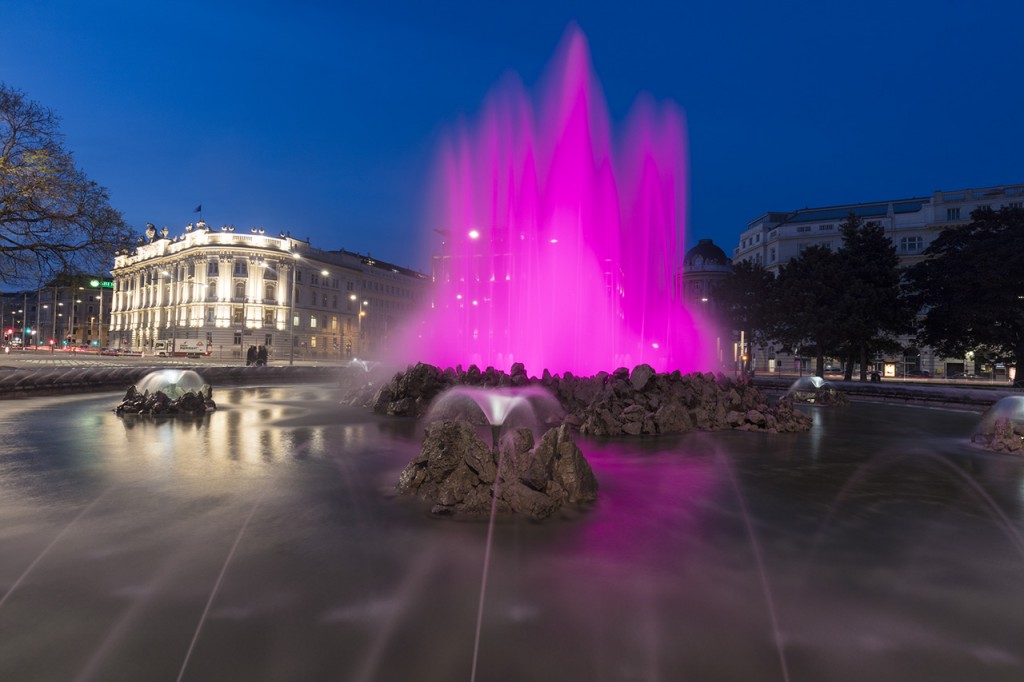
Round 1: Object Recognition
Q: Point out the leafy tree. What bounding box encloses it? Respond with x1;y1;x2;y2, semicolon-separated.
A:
772;245;845;376
715;259;776;347
906;206;1024;386
834;212;914;380
0;83;133;286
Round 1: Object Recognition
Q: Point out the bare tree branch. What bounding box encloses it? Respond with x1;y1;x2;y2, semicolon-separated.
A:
0;83;136;286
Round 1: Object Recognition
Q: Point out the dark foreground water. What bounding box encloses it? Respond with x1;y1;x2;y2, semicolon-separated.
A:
1;385;1022;681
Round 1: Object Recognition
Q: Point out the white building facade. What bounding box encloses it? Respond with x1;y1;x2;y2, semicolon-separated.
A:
730;182;1024;379
109;223;427;361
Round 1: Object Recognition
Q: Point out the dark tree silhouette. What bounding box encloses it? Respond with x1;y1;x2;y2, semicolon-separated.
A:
0;83;134;286
772;245;844;377
834;212;914;380
906;206;1024;386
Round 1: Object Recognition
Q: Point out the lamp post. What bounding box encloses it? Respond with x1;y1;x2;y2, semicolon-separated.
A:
319;269;329;359
350;294;368;356
288;253;300;365
73;299;81;349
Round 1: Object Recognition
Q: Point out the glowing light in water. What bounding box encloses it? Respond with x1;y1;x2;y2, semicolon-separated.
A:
394;25;716;375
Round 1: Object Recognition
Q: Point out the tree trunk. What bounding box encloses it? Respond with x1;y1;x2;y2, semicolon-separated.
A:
843;353;854;382
859;343;869;382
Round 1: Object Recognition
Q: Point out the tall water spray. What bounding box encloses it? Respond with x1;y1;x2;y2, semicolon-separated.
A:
398;25;716;375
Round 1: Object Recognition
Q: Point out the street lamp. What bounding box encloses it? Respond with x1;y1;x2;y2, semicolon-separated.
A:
288;253;300;365
350;294;368;356
72;299;81;349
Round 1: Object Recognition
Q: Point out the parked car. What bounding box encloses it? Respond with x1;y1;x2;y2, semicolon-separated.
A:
949;373;981;381
907;370;930;378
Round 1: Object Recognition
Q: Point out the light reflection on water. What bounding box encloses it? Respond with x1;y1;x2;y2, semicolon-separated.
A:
0;387;1022;681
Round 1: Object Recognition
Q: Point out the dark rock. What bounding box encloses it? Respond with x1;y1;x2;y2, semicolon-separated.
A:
397;419;597;521
629;363;656;391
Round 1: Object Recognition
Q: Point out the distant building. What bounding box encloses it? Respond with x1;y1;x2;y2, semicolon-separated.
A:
733;182;1024;272
1;274;113;348
109;222;428;360
730;182;1024;379
676;238;731;313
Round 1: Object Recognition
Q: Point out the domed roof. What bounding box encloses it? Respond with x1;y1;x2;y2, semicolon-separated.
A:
684;239;730;268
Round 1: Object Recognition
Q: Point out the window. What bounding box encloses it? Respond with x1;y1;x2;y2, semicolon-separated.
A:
264;266;277;280
265;334;273;347
797;225;811;233
947;207;961;221
310;292;316;305
332;295;338;309
206;307;216;323
233;307;244;324
207;281;217;300
265;284;276;301
819;223;834;231
207;261;219;276
310;315;318;329
233;260;248;276
234;281;245;299
1008;202;1022;209
264;308;275;325
346;281;354;291
769;247;776;262
233;332;241;346
311;273;319;285
322;294;328;307
900;236;923;254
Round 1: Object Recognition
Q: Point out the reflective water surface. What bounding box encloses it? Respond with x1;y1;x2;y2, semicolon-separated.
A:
1;386;1022;681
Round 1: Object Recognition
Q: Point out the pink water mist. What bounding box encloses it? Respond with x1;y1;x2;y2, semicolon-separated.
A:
396;25;717;376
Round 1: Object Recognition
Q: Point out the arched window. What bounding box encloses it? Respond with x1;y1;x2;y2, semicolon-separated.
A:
234;281;245;299
207;281;217;300
265;284;276;301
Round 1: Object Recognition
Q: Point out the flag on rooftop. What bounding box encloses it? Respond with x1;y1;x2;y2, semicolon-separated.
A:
194;204;202;213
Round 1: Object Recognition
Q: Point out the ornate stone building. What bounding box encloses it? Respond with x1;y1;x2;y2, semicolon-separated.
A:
109;222;427;360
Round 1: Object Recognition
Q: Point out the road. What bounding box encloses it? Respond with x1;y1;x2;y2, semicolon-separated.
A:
0;348;348;370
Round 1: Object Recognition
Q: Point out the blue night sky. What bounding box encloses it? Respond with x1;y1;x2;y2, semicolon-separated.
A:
4;0;1021;272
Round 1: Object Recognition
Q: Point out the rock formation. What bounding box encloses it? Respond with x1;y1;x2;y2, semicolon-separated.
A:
114;384;216;416
398;420;598;520
972;417;1024;453
370;362;812;435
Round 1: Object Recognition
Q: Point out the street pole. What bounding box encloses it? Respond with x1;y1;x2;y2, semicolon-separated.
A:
35;287;41;349
288;255;298;365
98;281;104;349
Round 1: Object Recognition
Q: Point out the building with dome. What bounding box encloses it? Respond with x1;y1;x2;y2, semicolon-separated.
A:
676;238;731;314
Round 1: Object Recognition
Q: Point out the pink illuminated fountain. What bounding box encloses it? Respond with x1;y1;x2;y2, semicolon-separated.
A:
397;25;717;375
